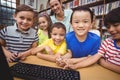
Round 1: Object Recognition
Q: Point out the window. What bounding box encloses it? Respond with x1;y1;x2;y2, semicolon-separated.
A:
0;0;18;26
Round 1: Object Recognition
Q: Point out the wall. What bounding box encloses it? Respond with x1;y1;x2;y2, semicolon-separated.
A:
20;0;48;12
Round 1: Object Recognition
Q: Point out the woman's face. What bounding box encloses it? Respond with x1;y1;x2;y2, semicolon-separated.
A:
49;0;63;15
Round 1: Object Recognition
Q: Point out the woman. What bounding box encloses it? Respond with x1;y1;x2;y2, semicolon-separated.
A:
48;0;73;33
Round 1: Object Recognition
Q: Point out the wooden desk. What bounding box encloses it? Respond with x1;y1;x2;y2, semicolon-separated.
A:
9;56;120;80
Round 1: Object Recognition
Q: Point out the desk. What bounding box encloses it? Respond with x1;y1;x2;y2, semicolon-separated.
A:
9;56;120;80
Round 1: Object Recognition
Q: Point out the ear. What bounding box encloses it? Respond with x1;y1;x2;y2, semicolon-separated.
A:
13;14;17;20
90;22;93;29
71;23;73;28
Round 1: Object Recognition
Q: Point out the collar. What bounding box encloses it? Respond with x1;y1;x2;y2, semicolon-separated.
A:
14;23;30;34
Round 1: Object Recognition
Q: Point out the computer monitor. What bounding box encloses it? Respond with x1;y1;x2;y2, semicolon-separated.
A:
0;45;13;80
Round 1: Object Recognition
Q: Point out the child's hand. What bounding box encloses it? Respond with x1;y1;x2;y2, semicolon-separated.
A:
56;55;66;67
63;59;78;69
64;63;77;70
18;52;28;61
6;52;18;63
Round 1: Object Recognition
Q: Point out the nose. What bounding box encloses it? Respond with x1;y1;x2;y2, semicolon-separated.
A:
78;22;84;28
55;35;60;40
53;6;57;10
23;19;27;23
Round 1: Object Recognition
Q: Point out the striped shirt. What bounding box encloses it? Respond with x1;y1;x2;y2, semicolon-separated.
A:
0;23;38;53
98;37;120;66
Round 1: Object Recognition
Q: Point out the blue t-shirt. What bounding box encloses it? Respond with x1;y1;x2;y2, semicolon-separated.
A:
66;31;101;58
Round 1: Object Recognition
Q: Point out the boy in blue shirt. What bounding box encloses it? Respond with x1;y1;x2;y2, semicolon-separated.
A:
57;6;101;69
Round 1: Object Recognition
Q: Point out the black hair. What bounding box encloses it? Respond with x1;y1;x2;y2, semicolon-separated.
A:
50;22;66;33
70;6;94;23
104;7;120;27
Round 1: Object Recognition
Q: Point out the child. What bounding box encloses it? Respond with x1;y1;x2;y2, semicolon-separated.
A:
59;6;101;69
0;4;38;62
31;22;71;62
37;13;52;45
64;7;120;74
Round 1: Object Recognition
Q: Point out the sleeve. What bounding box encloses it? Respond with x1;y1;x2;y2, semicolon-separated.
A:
65;33;71;50
90;37;101;55
38;39;50;47
0;27;7;40
34;32;39;42
98;39;108;56
57;40;67;55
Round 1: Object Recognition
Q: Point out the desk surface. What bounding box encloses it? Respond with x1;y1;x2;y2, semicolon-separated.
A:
9;56;120;80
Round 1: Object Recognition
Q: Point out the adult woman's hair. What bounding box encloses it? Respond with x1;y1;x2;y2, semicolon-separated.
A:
47;0;64;15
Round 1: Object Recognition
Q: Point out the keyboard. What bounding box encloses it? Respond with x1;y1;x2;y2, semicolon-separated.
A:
10;62;80;80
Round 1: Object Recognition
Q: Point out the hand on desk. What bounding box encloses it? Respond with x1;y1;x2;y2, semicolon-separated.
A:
56;57;78;69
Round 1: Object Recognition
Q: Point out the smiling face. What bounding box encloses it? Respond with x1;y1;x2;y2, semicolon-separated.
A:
49;0;63;15
51;27;66;46
71;11;93;37
14;11;34;31
38;16;48;30
107;23;120;40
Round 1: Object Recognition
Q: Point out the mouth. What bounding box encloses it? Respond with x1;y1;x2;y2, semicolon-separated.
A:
54;40;61;45
54;9;59;13
111;33;120;38
77;29;85;33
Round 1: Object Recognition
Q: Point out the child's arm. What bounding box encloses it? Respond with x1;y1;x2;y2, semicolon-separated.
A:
44;46;54;55
99;58;120;74
2;46;17;62
64;53;102;69
18;41;38;60
31;46;45;55
62;50;72;59
36;52;57;62
0;39;18;62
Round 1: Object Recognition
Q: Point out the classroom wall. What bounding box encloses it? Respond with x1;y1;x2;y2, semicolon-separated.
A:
20;0;48;11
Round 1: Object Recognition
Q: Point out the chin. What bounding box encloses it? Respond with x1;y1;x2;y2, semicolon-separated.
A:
55;43;61;46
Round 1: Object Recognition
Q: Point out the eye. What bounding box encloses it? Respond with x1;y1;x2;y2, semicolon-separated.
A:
113;23;120;27
27;18;32;21
84;20;88;23
43;21;46;24
73;20;79;23
50;5;54;9
75;21;79;23
55;3;58;6
52;33;57;36
60;34;65;36
20;16;24;20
